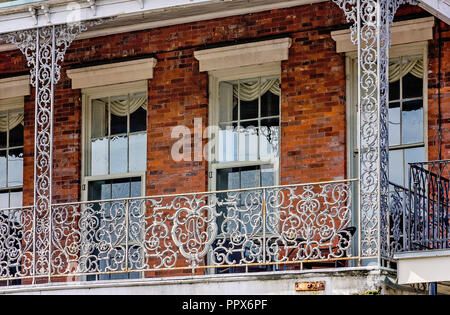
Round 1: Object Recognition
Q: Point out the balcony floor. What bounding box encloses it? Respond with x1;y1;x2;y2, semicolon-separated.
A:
0;267;428;295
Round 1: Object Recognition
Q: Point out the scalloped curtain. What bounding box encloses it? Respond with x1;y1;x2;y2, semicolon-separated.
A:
233;79;281;102
0;114;24;132
389;59;424;83
110;96;147;117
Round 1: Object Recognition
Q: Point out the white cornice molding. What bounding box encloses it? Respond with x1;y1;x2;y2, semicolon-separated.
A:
194;38;292;72
0;75;30;100
0;0;325;52
66;58;157;89
331;17;436;53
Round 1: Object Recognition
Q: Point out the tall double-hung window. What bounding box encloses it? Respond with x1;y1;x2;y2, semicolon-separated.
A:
0;98;24;210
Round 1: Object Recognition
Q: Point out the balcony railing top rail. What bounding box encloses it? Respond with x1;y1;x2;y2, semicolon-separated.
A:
0;179;358;286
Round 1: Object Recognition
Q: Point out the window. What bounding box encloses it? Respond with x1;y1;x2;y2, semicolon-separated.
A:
212;75;281;191
0;100;24;210
346;44;427;188
388;55;426;187
82;82;148;280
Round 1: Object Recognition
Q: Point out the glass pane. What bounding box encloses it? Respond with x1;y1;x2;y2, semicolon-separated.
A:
402;73;423;99
91;98;108;138
389;150;404;186
110;136;128;174
261;165;275;187
130;179;142;198
130;107;147;133
389;102;401;146
405;147;425;184
112;180;130;199
129;133;146;173
91;138;108;176
9;190;22;208
9;123;23;148
260;118;280;160
110;95;128;135
239;79;259;120
8;148;23;187
218;123;238;163
402;100;423;144
261;77;280;117
0;150;6;188
0;192;8;209
241;168;260;189
88;180;111;201
219;81;238;123
238;121;258;162
217;168;240;191
389;80;400;101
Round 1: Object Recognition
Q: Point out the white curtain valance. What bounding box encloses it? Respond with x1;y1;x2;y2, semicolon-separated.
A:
233;79;281;102
110;97;147;117
0;114;24;133
389;59;424;83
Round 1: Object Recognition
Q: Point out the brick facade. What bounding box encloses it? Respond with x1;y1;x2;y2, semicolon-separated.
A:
0;2;448;205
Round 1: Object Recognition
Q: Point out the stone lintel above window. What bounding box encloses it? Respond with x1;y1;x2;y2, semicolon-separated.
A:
67;58;157;90
194;38;292;73
0;75;30;101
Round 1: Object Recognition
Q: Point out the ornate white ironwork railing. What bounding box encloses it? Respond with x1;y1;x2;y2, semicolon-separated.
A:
0;179;358;286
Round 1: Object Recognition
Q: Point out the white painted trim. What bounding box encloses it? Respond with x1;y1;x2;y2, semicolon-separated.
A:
418;0;450;25
194;38;291;72
0;75;30;100
331;17;435;53
67;58;156;89
395;249;450;284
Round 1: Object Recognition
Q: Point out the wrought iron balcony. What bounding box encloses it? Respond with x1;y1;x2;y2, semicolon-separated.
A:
0;179;358;286
408;160;450;251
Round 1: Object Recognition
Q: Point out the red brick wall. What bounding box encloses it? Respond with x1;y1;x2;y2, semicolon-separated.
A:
0;2;447;206
428;20;450;161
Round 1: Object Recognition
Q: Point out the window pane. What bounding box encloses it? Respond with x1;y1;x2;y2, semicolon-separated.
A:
110;95;128;135
239;121;258;162
91;98;108;138
130;179;142;198
218;123;238;163
8;148;23;187
112;180;130;199
91;138;108;176
9;190;22;208
0;192;8;209
402;100;423;145
110;136;128;174
261;165;275;187
389;150;404;186
88;180;111;201
261;77;280;117
241;168;260;189
405;147;425;184
0;150;6;188
219;81;237;123
389;80;400;101
239;79;259;120
9;123;23;148
129;133;146;173
403;72;423;99
389;102;401;146
130;107;147;133
260;118;280;160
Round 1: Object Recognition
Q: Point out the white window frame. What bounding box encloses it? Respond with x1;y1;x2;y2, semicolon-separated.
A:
81;80;148;202
346;42;429;187
0;96;24;209
207;62;282;191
